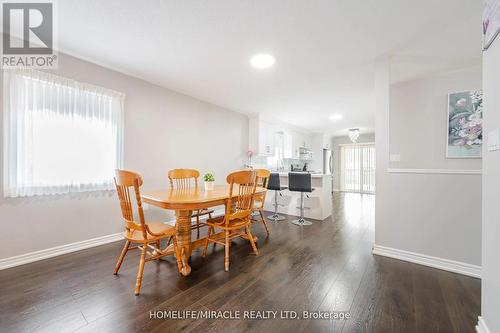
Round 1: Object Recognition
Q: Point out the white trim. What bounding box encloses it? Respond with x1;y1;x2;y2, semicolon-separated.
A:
0;208;226;270
372;244;481;278
387;168;482;175
0;232;123;270
332;188;341;192
476;316;491;333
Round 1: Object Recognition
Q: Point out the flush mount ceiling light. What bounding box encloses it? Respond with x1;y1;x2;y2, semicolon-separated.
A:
329;114;343;121
348;128;360;143
250;54;276;69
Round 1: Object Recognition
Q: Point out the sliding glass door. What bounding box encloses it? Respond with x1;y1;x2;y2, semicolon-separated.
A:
340;144;375;194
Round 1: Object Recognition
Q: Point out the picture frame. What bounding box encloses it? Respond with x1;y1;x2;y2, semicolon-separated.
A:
483;0;500;50
446;90;483;159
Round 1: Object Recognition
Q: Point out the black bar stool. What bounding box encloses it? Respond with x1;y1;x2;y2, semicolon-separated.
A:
288;172;314;226
266;173;287;221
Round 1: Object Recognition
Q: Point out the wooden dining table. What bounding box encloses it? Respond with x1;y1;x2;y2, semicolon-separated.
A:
141;185;266;276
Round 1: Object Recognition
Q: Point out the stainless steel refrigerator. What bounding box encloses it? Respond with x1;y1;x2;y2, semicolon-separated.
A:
322;148;333;175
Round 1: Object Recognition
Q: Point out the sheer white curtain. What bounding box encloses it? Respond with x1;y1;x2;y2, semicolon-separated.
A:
3;69;124;197
340;144;375;194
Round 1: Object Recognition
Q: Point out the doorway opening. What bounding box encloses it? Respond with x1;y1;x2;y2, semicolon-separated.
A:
340;143;375;194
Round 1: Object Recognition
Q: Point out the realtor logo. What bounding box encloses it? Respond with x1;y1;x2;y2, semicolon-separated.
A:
1;1;57;68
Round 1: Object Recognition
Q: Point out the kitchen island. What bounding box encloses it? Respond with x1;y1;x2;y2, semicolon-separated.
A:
264;173;332;221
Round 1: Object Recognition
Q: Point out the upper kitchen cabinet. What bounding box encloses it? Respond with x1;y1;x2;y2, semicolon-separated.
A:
249;115;314;158
303;135;312;149
283;131;293;158
288;130;313;159
249;116;276;156
290;131;302;158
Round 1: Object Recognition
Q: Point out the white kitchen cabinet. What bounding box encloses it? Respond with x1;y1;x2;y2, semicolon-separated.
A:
303;135;312;149
291;132;312;151
283;131;293;158
290;131;302;158
296;132;304;149
249;115;315;158
260;121;275;155
321;134;331;149
249;117;276;156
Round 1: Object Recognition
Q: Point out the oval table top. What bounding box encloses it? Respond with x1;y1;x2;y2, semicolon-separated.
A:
141;185;266;210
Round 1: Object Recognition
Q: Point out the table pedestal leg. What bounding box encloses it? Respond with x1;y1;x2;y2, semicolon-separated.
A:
175;210;192;276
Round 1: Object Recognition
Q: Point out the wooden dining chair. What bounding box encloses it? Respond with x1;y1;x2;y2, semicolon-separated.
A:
113;169;177;295
251;169;271;236
168;169;214;239
202;170;259;271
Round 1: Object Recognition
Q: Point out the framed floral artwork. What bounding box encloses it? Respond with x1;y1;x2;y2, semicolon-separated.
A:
446;90;483;159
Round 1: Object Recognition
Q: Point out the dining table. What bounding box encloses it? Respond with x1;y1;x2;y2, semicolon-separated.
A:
141;184;266;276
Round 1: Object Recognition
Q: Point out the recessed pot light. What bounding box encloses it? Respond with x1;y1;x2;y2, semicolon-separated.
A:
329;114;343;121
250;54;276;69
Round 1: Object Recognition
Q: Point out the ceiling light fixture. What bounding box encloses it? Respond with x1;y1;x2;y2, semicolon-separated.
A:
348;128;360;143
250;54;275;69
329;114;343;121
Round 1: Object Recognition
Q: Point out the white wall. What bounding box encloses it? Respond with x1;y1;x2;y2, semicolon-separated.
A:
331;133;375;190
480;35;500;333
0;52;248;260
390;66;482;169
375;59;482;268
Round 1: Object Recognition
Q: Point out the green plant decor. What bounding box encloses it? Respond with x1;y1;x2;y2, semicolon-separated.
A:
203;173;215;182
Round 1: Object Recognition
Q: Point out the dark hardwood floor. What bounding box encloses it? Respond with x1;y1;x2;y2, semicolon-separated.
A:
0;193;480;332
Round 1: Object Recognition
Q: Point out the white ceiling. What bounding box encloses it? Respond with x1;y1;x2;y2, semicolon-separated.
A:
44;1;484;136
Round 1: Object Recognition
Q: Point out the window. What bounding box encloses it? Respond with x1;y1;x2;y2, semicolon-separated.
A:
340;143;375;193
3;69;124;197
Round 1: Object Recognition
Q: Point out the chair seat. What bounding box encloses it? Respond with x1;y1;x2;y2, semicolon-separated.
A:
206;215;250;230
124;222;176;242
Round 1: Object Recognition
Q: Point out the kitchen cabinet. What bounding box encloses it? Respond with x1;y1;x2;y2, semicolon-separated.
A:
291;131;301;158
290;131;312;158
321;135;331;149
249;117;276;156
303;135;311;149
249;115;314;159
283;131;293;158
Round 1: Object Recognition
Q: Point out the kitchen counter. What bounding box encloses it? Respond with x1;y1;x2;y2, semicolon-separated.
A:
274;172;329;178
264;172;332;221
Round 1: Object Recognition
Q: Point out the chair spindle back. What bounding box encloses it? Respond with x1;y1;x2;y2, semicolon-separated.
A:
225;170;258;223
168;169;200;189
114;169;148;240
254;169;270;209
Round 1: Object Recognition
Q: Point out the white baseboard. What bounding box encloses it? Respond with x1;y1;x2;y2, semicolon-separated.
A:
476;316;491;333
0;208;226;271
372;244;481;278
332;188;341;192
0;232;124;270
